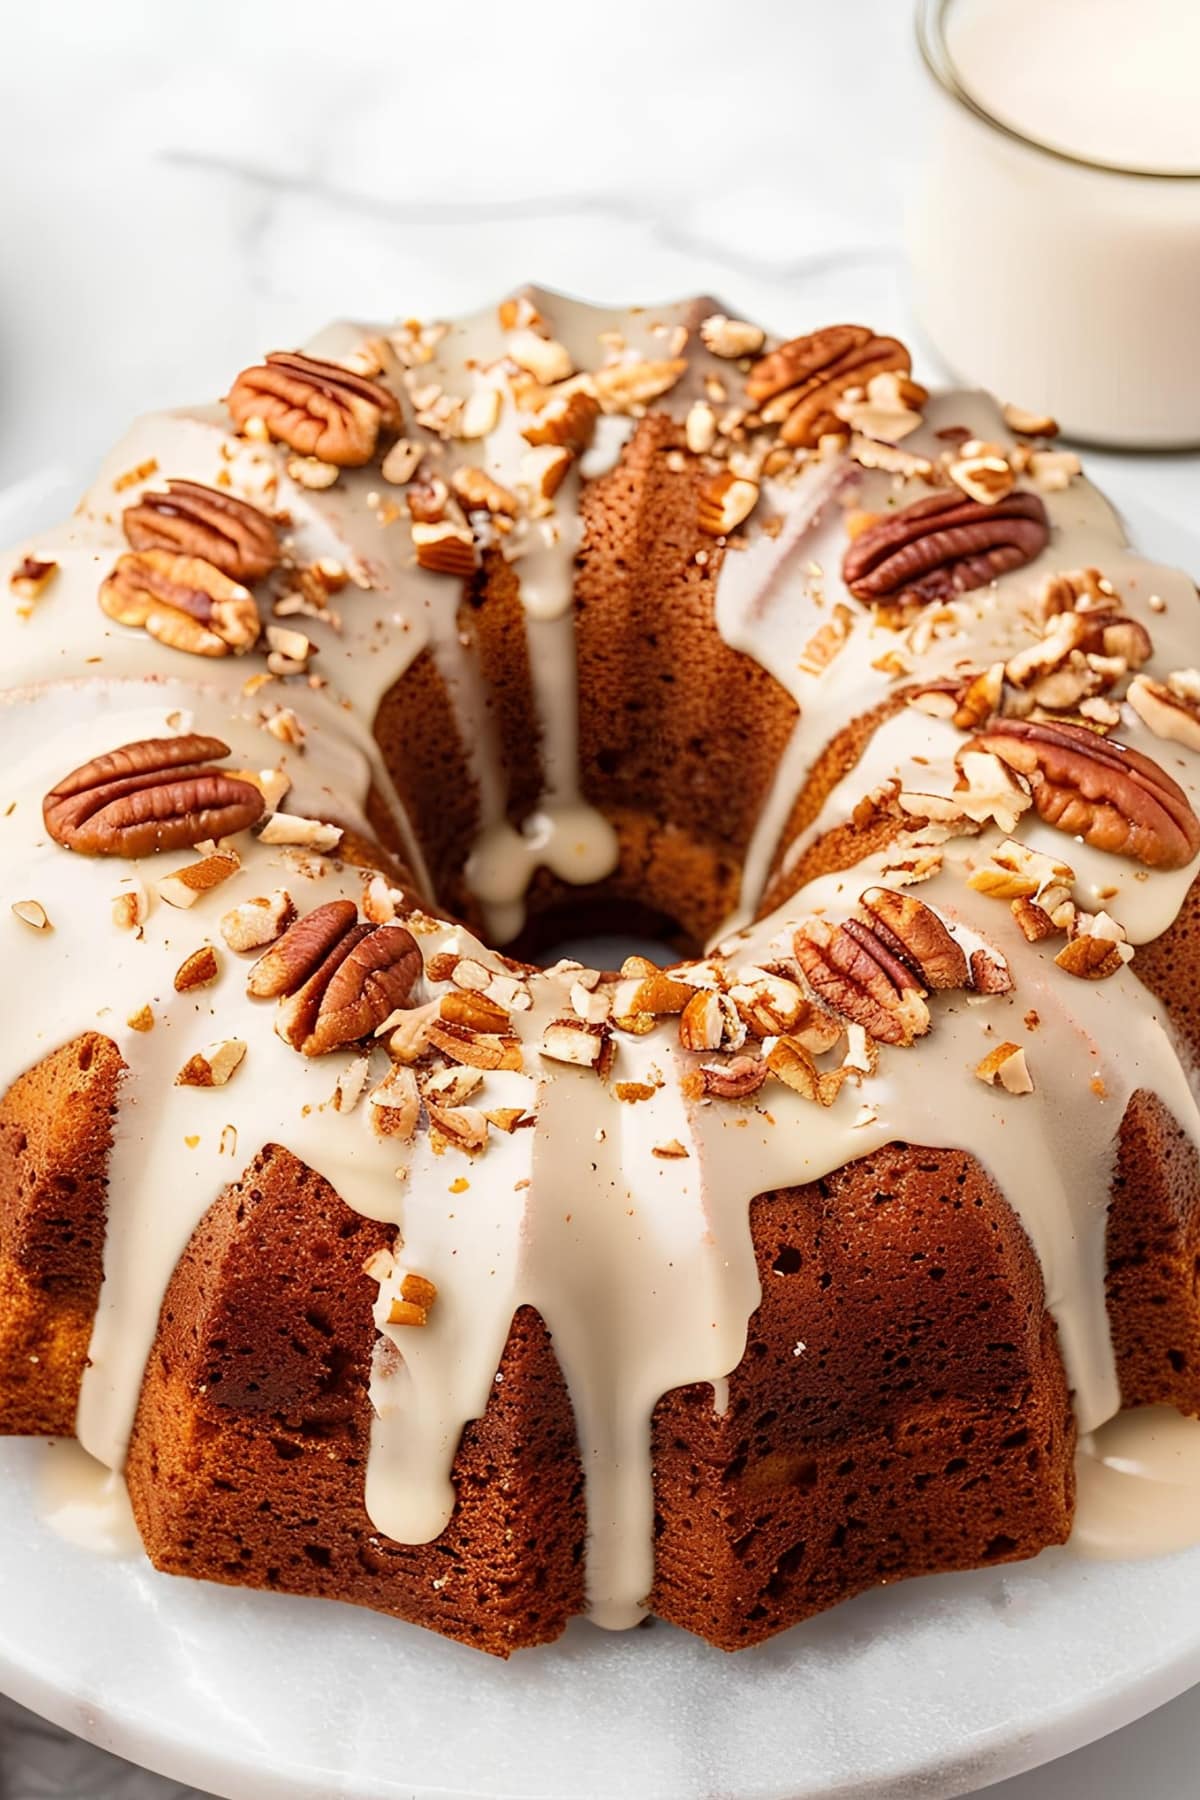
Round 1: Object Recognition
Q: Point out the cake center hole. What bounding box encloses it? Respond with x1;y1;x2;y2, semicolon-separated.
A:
508;899;697;972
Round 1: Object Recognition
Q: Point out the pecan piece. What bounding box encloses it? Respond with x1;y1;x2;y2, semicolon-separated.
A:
275;920;422;1056
842;490;1050;608
227;351;401;467
793;918;930;1046
1128;673;1200;753
967;717;1200;871
123;480;280;580
745;324;914;447
100;549;260;655
699;1055;768;1099
857;886;969;989
44;734;264;857
246;899;358;998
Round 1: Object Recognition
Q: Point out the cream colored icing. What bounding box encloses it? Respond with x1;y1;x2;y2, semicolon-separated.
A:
3;288;1200;1636
36;1438;141;1558
1073;1409;1200;1559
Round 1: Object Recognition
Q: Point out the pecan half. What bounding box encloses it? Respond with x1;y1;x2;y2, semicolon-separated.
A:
246;899;358;998
842;490;1050;608
745;324;914;447
227;351;401;467
793;918;930;1045
124;480;280;581
857;886;969;989
272;915;423;1056
99;549;260;656
967;717;1200;871
44;735;265;857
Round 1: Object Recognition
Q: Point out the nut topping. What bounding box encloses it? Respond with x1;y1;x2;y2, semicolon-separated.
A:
220;889;295;952
227;351;401;467
9;556;58;603
428;990;523;1071
176;1038;246;1088
1054;935;1125;980
100;549;261;656
842;490;1050;609
746;324;913;447
522;389;599;452
246;899;357;998
793;918;930;1046
700;314;766;359
123;480;280;581
698;471;759;537
539;1017;611;1068
11;899;50;931
966;716;1200;870
857;887;969;989
975;1042;1034;1094
174;945;221;992
275;922;423;1057
1127;672;1200;753
699;1055;768;1099
591;357;687;414
44;734;265;857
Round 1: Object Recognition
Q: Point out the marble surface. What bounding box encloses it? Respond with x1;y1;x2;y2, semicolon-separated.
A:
0;1;1196;1795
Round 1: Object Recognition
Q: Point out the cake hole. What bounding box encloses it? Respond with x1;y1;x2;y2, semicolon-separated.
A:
513;897;699;969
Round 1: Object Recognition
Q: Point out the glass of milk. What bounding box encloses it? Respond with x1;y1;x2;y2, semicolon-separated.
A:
909;0;1200;447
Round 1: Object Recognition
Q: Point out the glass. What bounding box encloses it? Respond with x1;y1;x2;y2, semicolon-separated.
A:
908;0;1200;447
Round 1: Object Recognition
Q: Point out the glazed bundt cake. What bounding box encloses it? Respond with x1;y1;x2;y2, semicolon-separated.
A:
2;289;1200;1656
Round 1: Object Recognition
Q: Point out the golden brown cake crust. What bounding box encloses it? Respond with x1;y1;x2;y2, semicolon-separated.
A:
0;1033;124;1436
370;646;481;920
1108;1089;1200;1416
649;1143;1074;1648
570;415;798;945
126;1144;586;1656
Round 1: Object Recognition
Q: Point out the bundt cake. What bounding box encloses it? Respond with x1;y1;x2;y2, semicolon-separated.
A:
2;288;1199;1657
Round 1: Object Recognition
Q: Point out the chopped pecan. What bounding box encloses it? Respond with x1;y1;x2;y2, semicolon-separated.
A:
793;918;930;1045
857;886;969;989
9;555;58;601
227;351;401;467
698;471;759;537
123;480;280;580
746;324;913;447
967;716;1200;871
969;946;1015;994
44;735;264;857
522;389;599;452
424;990;523;1070
158;848;241;908
539;1017;611;1068
100;549;260;655
1128;673;1200;753
699;1054;768;1099
763;1036;849;1107
176;1038;246;1088
842;491;1050;608
427;1101;490;1155
174;945;221;992
679;988;745;1052
1054;935;1125;980
975;1042;1034;1093
11;899;50;931
276;922;423;1056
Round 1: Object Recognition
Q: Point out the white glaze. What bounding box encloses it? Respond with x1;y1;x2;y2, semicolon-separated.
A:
36;1438;141;1558
1074;1409;1200;1559
4;291;1200;1635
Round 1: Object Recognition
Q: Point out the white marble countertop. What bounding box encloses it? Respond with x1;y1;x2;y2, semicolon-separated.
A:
0;1;1195;1795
